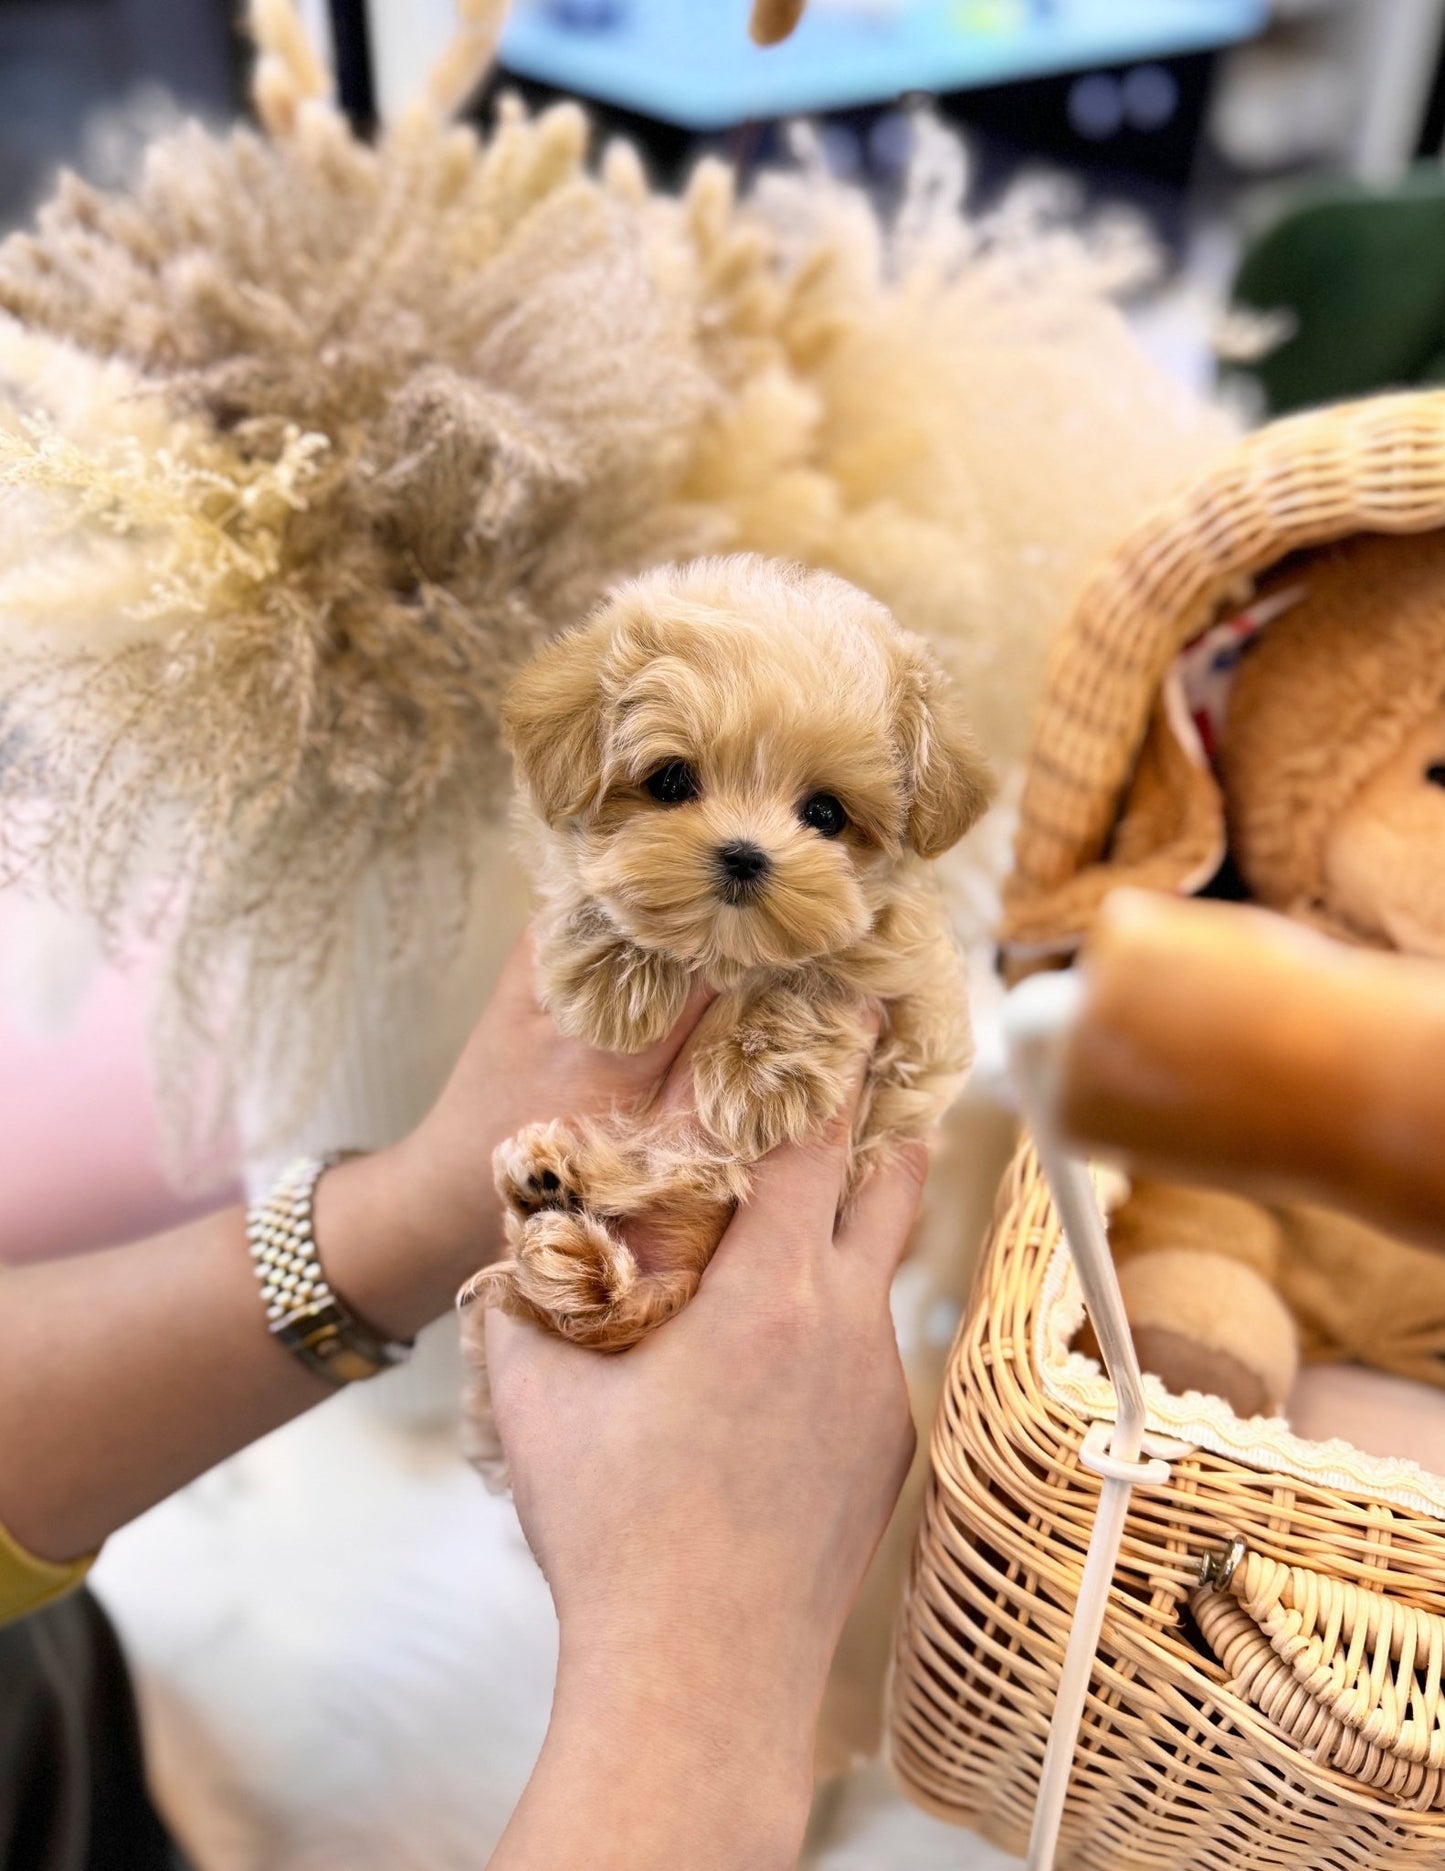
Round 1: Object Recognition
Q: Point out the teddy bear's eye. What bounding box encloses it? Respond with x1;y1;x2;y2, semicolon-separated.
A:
1427;762;1445;789
644;760;700;806
799;792;847;838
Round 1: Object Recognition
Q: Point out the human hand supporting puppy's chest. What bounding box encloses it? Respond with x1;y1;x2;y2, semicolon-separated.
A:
467;555;991;1413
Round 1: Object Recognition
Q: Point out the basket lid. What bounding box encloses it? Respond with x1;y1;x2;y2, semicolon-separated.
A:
1001;390;1445;972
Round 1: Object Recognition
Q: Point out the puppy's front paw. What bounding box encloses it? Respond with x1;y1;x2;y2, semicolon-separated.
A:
509;1207;642;1345
547;938;690;1054
694;996;862;1160
494;1120;585;1219
515;1207;702;1351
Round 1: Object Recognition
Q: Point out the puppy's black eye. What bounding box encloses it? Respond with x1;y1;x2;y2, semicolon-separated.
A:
799;792;847;838
1427;762;1445;789
644;760;700;806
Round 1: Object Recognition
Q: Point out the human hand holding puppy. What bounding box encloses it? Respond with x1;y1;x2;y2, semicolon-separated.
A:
0;930;719;1569
471;556;990;1368
484;1046;924;1871
355;927;716;1325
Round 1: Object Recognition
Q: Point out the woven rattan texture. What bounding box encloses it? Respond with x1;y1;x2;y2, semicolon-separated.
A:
1002;390;1445;939
1192;1551;1445;1810
889;1146;1445;1866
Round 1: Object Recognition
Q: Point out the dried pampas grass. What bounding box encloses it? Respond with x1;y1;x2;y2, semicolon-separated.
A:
0;0;1228;1170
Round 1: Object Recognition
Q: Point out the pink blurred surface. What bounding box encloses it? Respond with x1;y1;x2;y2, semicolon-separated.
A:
0;897;233;1262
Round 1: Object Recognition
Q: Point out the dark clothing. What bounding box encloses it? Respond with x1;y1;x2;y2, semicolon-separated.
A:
0;1587;183;1871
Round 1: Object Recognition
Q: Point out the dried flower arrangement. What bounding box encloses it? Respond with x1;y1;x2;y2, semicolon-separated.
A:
0;0;1228;1171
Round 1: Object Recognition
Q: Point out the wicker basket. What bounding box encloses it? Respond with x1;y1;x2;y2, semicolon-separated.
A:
1000;389;1445;969
888;391;1445;1868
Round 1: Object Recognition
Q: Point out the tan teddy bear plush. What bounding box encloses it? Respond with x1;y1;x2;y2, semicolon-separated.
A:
1108;527;1445;1418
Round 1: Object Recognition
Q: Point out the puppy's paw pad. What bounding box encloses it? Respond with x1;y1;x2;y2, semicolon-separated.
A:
523;1166;579;1212
494;1123;585;1218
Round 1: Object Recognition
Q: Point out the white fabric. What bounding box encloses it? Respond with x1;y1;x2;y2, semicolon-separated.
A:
1036;1243;1445;1523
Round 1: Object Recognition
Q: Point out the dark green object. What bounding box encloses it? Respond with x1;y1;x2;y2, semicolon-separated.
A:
1229;168;1445;415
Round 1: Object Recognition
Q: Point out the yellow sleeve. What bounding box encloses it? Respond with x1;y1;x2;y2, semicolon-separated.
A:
0;1515;94;1624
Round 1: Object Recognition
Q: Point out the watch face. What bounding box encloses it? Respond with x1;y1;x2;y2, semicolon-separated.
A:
285;1309;393;1384
322;1345;386;1385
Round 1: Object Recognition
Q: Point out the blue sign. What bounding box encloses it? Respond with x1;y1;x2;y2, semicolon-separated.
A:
498;0;1268;130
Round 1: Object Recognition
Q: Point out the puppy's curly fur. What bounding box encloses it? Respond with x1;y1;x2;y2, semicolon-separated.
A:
466;555;991;1376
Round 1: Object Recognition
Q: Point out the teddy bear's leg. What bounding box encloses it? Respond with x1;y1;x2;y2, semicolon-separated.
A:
493;1118;589;1220
1117;1249;1299;1418
1107;1182;1299;1418
534;907;692;1054
691;985;870;1163
505;1207;701;1345
458;1297;508;1489
463;1201;677;1491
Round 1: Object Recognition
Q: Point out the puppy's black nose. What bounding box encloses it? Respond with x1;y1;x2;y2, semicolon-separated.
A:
716;841;771;892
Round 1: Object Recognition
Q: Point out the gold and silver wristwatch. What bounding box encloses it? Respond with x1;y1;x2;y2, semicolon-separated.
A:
246;1154;412;1386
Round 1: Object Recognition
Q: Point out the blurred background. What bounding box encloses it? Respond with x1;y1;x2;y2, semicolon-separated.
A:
6;2;1445;262
6;3;1445;1868
9;1;1443;231
10;0;1445;1258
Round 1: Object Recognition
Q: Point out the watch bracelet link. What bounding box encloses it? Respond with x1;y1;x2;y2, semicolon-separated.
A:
246;1154;412;1387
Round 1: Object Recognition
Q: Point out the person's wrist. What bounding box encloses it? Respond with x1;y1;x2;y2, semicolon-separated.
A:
311;1137;498;1345
561;1590;830;1757
387;1115;504;1283
549;1632;818;1866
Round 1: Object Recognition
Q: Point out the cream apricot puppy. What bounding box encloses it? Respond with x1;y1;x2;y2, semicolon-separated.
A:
472;555;991;1352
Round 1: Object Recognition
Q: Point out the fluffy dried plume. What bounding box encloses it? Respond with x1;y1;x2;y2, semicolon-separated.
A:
0;0;1229;1167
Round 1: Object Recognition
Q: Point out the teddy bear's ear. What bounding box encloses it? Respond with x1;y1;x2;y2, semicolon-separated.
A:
502;623;609;825
896;638;994;858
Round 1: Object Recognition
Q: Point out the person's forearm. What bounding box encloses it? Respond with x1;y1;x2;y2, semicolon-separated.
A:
0;1138;495;1563
490;1637;816;1871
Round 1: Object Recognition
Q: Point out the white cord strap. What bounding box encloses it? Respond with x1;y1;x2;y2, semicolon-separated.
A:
1003;972;1193;1871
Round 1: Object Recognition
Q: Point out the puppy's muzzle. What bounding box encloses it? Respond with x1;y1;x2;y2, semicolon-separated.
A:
715;841;771;904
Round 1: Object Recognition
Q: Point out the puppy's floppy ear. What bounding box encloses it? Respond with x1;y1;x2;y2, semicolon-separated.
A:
895;638;994;858
502;623;608;824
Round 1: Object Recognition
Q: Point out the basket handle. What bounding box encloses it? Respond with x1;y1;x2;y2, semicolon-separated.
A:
1004;971;1187;1871
1057;889;1445;1252
1192;1551;1445;1808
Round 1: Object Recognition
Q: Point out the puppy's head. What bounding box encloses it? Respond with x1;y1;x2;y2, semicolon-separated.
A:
504;556;992;972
